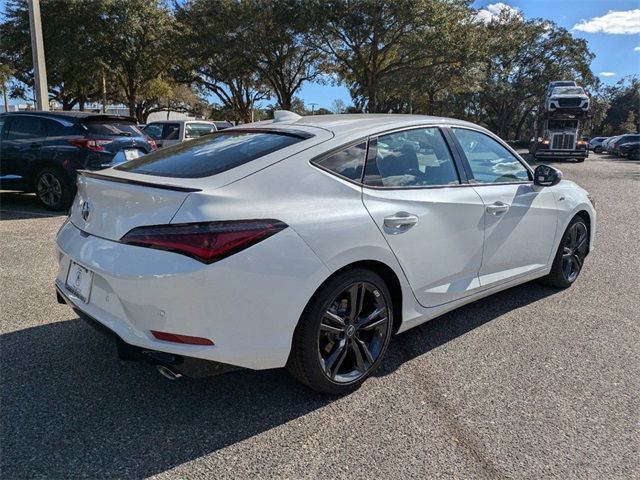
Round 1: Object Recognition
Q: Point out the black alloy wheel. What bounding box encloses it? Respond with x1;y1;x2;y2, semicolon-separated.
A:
287;269;393;394
561;221;589;283
318;281;390;383
542;216;589;288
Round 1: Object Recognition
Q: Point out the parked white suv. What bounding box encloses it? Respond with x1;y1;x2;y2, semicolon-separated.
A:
143;120;233;148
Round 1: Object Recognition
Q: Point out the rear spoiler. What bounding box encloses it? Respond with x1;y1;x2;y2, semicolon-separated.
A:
79;171;202;193
78;115;138;124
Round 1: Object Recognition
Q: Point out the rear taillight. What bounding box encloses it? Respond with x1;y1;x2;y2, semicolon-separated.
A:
121;220;287;263
146;137;158;150
68;138;113;152
150;330;214;345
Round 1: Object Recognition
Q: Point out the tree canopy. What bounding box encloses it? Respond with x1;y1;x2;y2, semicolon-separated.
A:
2;0;632;136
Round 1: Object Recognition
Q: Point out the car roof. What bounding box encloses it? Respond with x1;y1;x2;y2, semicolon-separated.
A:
1;110;136;123
146;119;216;125
243;113;484;141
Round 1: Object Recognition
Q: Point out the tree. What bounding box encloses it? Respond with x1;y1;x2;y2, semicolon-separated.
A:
0;0;105;109
98;0;178;121
312;0;475;113
620;111;638;134
176;0;269;123
247;0;323;110
331;98;346;114
472;12;595;139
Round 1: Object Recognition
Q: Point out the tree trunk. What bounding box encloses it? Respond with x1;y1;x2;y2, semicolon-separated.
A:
367;77;377;113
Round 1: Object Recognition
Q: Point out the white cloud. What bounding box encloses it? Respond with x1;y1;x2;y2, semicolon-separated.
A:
599;72;617;77
475;2;522;23
635;46;640;51
573;9;640;34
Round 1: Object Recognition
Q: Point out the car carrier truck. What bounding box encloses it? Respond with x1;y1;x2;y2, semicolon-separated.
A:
529;80;591;162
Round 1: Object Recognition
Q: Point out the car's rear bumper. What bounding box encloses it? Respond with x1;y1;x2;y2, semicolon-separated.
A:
55;219;330;370
56;285;239;377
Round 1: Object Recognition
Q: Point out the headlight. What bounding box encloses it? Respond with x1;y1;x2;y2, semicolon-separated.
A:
587;194;596;208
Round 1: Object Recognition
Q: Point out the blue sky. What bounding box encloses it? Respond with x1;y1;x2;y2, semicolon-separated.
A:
301;0;640;109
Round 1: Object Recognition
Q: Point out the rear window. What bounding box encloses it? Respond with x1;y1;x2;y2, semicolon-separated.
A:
116;130;307;178
81;120;143;136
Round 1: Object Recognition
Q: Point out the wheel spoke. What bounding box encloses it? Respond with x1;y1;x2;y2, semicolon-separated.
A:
569;225;578;247
319;322;343;335
573;254;583;270
350;339;366;372
359;315;388;332
358;306;385;326
325;340;348;377
575;234;587;252
562;256;573;277
323;311;345;327
348;282;365;320
354;337;374;365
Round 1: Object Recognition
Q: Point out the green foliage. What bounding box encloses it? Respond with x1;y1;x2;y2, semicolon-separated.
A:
619;110;638;134
1;0;625;135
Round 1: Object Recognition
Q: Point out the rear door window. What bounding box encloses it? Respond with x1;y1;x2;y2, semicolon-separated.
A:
162;123;180;140
81;120;142;136
364;127;460;187
6;116;45;140
116;130;307;178
185;123;216;139
143;123;163;140
44;119;68;136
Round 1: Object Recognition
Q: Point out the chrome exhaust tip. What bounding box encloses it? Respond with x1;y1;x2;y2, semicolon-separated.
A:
156;364;183;380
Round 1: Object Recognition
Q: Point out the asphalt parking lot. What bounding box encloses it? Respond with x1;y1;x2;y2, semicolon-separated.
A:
1;152;638;479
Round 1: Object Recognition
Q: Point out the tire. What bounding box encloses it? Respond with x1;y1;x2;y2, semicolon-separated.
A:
34;168;74;211
541;216;589;288
287;268;393;395
594;146;602;154
576;158;585;163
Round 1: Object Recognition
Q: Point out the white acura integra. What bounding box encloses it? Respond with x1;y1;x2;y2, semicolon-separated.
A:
56;112;596;394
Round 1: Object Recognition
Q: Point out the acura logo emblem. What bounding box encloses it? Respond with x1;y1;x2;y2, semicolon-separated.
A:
81;201;91;221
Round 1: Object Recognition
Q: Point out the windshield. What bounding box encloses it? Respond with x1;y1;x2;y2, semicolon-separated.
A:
116;130;307;178
553;87;584;96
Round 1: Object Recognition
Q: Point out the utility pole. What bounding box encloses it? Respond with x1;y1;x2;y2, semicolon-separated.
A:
2;81;9;113
102;72;107;113
309;102;318;115
28;0;49;111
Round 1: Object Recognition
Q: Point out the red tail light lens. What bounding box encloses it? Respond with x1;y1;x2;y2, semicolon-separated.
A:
146;137;158;150
121;220;287;263
151;330;214;345
68;138;113;152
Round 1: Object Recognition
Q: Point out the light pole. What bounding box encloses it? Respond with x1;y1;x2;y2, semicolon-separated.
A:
28;0;49;110
309;102;318;115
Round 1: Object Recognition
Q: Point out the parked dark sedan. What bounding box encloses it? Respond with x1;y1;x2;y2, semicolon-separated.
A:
611;134;640;156
0;111;156;210
619;141;640;160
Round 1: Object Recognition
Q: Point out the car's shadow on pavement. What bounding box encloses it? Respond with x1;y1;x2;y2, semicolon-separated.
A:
0;282;558;478
0;191;68;220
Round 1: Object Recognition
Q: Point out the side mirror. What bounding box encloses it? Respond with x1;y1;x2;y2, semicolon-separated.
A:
534;165;562;187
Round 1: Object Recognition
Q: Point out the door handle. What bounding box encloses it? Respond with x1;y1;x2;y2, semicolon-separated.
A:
384;212;419;232
486;201;510;215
